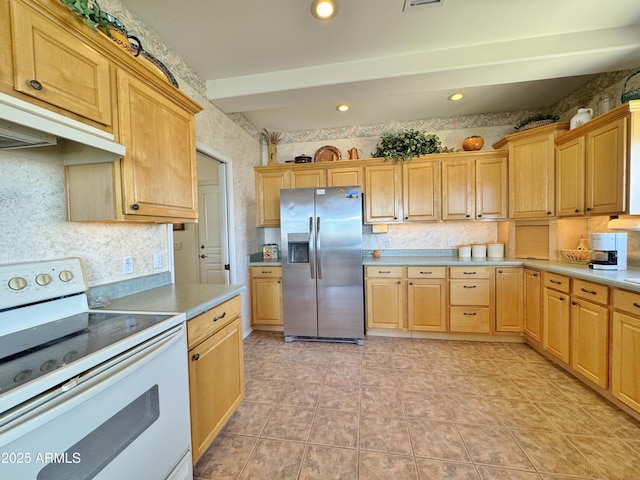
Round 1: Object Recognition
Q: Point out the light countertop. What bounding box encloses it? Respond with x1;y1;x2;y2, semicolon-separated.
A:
248;251;640;292
96;283;246;320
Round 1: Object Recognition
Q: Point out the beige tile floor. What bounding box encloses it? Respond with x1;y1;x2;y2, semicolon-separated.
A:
194;332;640;480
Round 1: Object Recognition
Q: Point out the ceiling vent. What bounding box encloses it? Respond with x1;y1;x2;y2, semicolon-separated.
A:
403;0;444;10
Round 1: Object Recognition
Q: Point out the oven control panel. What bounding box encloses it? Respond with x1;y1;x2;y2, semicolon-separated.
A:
0;258;88;310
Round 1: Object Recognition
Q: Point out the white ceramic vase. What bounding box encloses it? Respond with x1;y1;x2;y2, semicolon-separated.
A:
570;108;593;129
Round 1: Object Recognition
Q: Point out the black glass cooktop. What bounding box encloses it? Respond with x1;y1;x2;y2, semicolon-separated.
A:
0;311;172;396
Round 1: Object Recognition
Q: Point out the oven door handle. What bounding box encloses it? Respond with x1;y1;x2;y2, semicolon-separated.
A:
0;325;185;440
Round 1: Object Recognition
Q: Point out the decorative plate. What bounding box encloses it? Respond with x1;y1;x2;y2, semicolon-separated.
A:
314;146;341;162
139;50;179;88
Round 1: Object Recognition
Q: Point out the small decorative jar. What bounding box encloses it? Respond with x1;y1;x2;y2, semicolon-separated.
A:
570;108;593;129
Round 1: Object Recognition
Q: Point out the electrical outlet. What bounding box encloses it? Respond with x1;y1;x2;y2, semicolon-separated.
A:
153;252;162;269
384;238;392;248
174;242;183;251
447;237;455;247
122;256;134;275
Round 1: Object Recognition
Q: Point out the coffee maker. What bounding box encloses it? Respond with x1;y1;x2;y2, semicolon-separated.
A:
589;233;628;270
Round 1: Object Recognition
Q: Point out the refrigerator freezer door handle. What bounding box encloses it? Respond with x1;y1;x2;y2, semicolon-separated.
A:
316;216;322;279
309;216;315;279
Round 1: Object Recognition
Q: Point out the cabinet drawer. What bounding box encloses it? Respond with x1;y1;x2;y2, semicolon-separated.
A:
365;266;403;278
613;289;640;316
450;266;490;279
187;295;242;348
544;272;570;292
450;280;490;305
572;279;609;305
251;266;282;278
407;266;446;279
450;307;490;333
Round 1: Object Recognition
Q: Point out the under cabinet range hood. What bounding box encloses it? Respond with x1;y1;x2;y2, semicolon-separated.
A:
0;92;125;164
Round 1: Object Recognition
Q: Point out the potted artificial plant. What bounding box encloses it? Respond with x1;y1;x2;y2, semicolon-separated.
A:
371;129;454;162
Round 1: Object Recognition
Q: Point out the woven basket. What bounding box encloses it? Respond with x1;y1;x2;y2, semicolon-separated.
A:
517;119;556;131
621;69;640;104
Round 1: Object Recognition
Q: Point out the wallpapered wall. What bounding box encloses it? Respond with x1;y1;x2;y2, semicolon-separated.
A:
1;0;262;335
1;0;638;327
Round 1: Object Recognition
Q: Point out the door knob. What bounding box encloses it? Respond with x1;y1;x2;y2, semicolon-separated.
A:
200;245;205;249
200;254;207;258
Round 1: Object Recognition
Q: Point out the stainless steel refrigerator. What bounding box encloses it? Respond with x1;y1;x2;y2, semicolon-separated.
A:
280;186;364;345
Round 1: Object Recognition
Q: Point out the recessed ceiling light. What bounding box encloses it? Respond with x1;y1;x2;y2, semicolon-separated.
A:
448;93;464;101
311;0;338;19
336;104;350;112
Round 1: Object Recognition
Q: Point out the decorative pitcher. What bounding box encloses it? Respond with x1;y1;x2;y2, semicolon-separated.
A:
348;148;362;160
570;108;593;129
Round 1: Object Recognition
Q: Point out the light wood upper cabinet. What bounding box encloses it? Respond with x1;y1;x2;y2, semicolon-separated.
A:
327;166;363;187
441;159;473;220
475;154;508;219
116;69;198;219
66;68;201;222
441;153;507;221
10;0;112;125
403;160;440;221
556;107;628;216
365;164;402;224
494;123;569;219
586;115;627;214
291;168;326;188
255;169;291;227
556;135;585;216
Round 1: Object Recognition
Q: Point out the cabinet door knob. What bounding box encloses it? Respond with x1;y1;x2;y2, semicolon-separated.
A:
477;214;482;218
397;281;401;285
572;301;577;305
409;281;413;286
192;353;200;361
213;312;227;322
575;209;580;213
131;203;140;211
586;207;593;212
200;254;207;258
498;269;503;273
29;79;43;90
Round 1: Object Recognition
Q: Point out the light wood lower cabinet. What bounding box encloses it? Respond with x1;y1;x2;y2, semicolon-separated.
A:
495;267;523;332
365;267;404;329
250;266;282;326
570;279;609;388
612;289;640;412
407;267;447;332
523;268;542;343
542;272;571;363
449;267;492;334
187;296;244;464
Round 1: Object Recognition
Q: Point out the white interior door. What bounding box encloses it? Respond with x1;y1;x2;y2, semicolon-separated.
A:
197;183;228;284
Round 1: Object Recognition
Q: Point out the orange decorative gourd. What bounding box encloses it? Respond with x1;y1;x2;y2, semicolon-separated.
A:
462;136;484;151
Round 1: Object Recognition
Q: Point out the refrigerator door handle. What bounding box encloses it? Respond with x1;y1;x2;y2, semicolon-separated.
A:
309;216;315;279
316;216;322;279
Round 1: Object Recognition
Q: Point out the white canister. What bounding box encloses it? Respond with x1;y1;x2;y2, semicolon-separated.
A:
458;245;471;258
472;244;487;258
487;243;505;258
